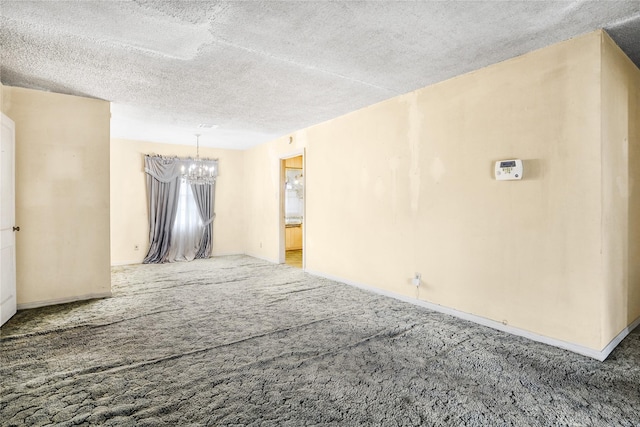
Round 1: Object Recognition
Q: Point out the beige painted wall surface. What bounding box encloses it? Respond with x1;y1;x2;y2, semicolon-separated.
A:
243;135;306;262
1;86;111;307
248;32;607;350
628;47;640;330
110;138;245;265
601;32;640;347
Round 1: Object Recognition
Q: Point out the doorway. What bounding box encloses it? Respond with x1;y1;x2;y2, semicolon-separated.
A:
281;154;304;268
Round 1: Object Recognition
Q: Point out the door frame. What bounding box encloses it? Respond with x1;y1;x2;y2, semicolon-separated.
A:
279;149;305;268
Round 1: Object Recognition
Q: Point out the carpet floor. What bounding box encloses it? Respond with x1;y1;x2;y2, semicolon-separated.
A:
1;255;639;426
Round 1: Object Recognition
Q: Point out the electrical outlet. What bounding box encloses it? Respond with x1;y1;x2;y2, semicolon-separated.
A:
412;272;421;287
260;242;262;248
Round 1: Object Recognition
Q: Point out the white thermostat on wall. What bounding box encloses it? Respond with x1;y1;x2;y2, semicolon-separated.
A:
494;159;523;181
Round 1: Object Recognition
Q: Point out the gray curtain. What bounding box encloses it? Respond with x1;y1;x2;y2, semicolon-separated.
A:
191;181;216;259
143;155;182;264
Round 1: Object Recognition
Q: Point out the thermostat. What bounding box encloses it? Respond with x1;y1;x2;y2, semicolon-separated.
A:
495;159;523;180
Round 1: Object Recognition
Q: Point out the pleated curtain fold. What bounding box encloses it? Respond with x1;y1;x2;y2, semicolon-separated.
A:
192;182;216;259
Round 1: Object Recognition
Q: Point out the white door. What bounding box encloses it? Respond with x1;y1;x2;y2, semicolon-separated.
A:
0;113;16;326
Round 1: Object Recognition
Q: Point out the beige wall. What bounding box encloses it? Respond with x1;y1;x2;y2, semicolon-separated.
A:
601;32;640;346
243;134;306;262
243;31;640;352
628;44;640;331
1;86;111;307
110;138;245;265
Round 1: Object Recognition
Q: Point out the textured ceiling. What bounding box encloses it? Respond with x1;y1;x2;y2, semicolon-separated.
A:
1;1;639;149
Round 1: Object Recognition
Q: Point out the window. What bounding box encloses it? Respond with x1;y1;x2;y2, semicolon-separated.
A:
168;180;204;261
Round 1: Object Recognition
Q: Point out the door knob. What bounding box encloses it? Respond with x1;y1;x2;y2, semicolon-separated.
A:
12;226;19;232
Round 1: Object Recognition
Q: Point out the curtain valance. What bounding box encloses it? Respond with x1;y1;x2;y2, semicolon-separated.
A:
144;155;219;183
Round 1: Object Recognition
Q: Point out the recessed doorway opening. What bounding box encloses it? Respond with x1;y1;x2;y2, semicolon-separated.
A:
280;154;304;268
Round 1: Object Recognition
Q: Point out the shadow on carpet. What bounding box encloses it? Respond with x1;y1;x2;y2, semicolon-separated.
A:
1;255;639;426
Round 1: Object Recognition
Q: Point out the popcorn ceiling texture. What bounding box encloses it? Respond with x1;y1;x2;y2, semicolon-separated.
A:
1;256;639;426
1;1;639;149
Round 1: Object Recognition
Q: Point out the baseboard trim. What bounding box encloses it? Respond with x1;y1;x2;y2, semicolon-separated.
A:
111;261;140;266
243;252;280;264
17;291;113;310
212;252;245;257
305;269;637;361
601;315;640;359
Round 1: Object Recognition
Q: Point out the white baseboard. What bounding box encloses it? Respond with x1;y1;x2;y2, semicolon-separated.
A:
243;252;280;264
305;269;639;361
600;315;640;358
212;252;245;257
17;291;112;310
111;261;140;266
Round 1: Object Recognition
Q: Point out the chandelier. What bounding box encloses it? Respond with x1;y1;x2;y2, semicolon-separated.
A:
181;134;218;185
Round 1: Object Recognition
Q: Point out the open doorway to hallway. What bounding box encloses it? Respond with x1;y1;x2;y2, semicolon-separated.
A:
281;155;304;268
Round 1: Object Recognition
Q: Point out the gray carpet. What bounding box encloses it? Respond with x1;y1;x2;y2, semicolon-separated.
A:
1;255;639;426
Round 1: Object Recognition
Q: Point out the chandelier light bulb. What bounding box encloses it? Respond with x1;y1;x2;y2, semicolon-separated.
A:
180;133;218;185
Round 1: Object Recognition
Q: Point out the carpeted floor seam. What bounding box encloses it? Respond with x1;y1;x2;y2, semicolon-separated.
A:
295;324;421;367
0;307;185;341
4;315;345;393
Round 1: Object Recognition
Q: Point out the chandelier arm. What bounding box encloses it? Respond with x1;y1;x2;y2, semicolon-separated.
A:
180;134;217;185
